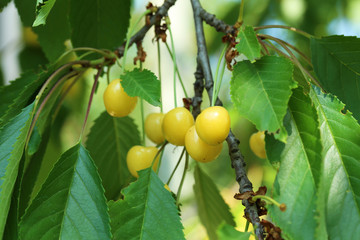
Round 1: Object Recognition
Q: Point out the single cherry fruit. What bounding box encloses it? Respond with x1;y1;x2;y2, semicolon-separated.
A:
145;113;165;144
249;131;266;159
185;126;223;163
195;106;230;145
162;107;194;146
103;79;137;117
126;146;159;178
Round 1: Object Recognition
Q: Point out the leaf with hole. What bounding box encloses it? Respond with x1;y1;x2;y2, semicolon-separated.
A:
266;87;321;240
310;86;360;239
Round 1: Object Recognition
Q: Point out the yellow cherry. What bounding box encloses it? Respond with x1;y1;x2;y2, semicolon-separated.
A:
185;126;223;163
249;131;266;159
145;113;165;144
103;79;137;117
162;107;194;146
195;106;230;145
126;146;159;178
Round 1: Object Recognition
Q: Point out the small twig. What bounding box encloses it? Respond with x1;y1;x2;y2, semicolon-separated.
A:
198;6;237;35
115;0;178;58
192;65;204;119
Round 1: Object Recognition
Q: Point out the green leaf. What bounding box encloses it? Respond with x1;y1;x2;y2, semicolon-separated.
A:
69;0;130;49
0;103;34;237
19;125;51;217
33;0;56;26
310;86;360;239
0;0;11;12
236;26;261;62
108;168;185;240
193;165;235;240
86;112;140;200
0;65;52;127
230;56;297;142
33;0;70;62
121;68;161;107
216;223;250;240
14;0;36;26
266;87;321;240
311;36;360;122
0;71;38;119
19;143;111;240
19;46;48;72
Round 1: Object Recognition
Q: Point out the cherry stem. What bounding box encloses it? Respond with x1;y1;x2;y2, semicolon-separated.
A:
167;22;178;108
237;0;245;24
52;71;86;122
122;10;151;74
26;70;80;147
211;44;227;107
254;25;313;39
176;152;189;206
259;34;322;88
151;141;168;168
165;42;188;98
157;40;163;112
166;147;186;185
80;67;103;140
156;148;165;174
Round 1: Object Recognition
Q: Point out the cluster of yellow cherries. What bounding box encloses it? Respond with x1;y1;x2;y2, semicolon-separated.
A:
103;79;266;178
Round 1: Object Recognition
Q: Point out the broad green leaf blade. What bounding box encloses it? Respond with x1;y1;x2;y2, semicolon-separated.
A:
311;36;360;122
33;0;70;62
193;165;235;240
216;223;250;240
109;168;185;240
236;26;261;62
33;0;56;26
86;112;140;200
0;103;34;237
14;0;36;27
121;68;161;107
70;0;130;49
230;56;297;142
0;0;11;12
19;125;51;217
19;144;111;240
266;87;321;240
19;46;48;72
310;86;360;239
0;71;38;119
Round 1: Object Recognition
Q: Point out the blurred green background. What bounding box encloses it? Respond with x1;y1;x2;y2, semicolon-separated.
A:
0;0;359;239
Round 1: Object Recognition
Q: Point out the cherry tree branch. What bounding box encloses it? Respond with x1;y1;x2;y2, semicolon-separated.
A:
115;0;177;58
190;0;264;239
